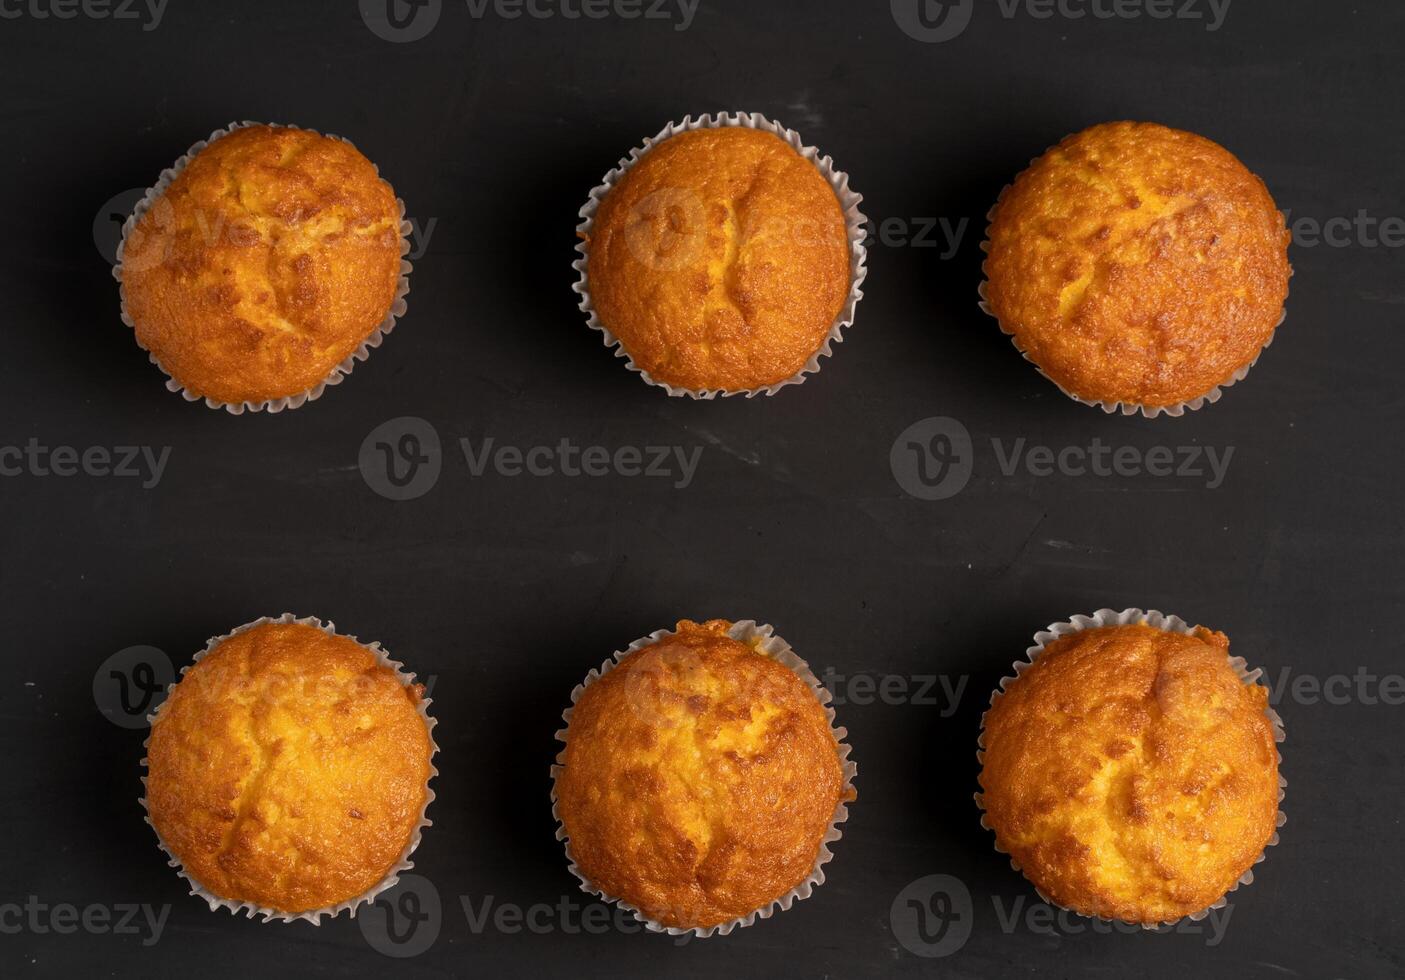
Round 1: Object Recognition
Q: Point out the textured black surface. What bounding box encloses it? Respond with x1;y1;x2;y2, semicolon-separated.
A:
1;0;1402;976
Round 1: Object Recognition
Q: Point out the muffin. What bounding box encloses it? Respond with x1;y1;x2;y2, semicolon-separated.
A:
580;117;860;395
552;619;855;933
143;617;435;919
119;124;407;410
983;122;1291;413
978;617;1283;924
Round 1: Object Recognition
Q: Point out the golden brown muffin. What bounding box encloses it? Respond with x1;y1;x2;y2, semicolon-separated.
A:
121;125;403;405
984;122;1291;409
145;622;433;915
585;127;851;392
554;620;851;929
979;623;1280;924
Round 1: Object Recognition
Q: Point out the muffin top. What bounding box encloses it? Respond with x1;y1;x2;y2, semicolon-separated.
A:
984;122;1291;408
979;623;1280;924
555;619;849;929
145;622;432;915
121;125;402;405
586;127;851;392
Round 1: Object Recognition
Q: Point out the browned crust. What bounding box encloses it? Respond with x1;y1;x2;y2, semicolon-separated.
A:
586;128;851;391
985;122;1291;407
979;623;1280;923
145;623;432;914
554;619;849;928
122;125;402;403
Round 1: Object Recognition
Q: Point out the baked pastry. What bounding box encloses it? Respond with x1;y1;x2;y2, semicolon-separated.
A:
121;124;404;406
584;125;852;392
144;620;433;916
983;121;1291;410
553;619;851;930
978;622;1281;924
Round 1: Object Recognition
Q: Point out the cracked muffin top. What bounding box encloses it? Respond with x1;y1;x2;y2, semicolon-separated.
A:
585;127;851;392
145;621;432;915
554;619;851;929
120;125;403;405
979;623;1281;924
984;122;1291;409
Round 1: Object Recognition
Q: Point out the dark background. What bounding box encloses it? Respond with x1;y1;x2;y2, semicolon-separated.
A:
1;0;1401;976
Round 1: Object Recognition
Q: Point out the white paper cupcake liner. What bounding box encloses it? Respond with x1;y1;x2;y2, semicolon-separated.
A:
975;607;1287;929
550;620;858;938
573;112;868;398
114;121;414;415
978;163;1292;419
139;613;439;924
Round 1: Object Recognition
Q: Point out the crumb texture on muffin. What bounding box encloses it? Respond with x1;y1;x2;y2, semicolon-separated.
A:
145;622;431;914
555;619;848;929
122;125;402;404
586;127;850;392
979;623;1279;923
985;121;1291;408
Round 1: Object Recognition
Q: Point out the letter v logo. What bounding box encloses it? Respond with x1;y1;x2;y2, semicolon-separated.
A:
892;0;975;42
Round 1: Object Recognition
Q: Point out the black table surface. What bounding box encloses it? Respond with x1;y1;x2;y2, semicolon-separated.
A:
2;0;1401;976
